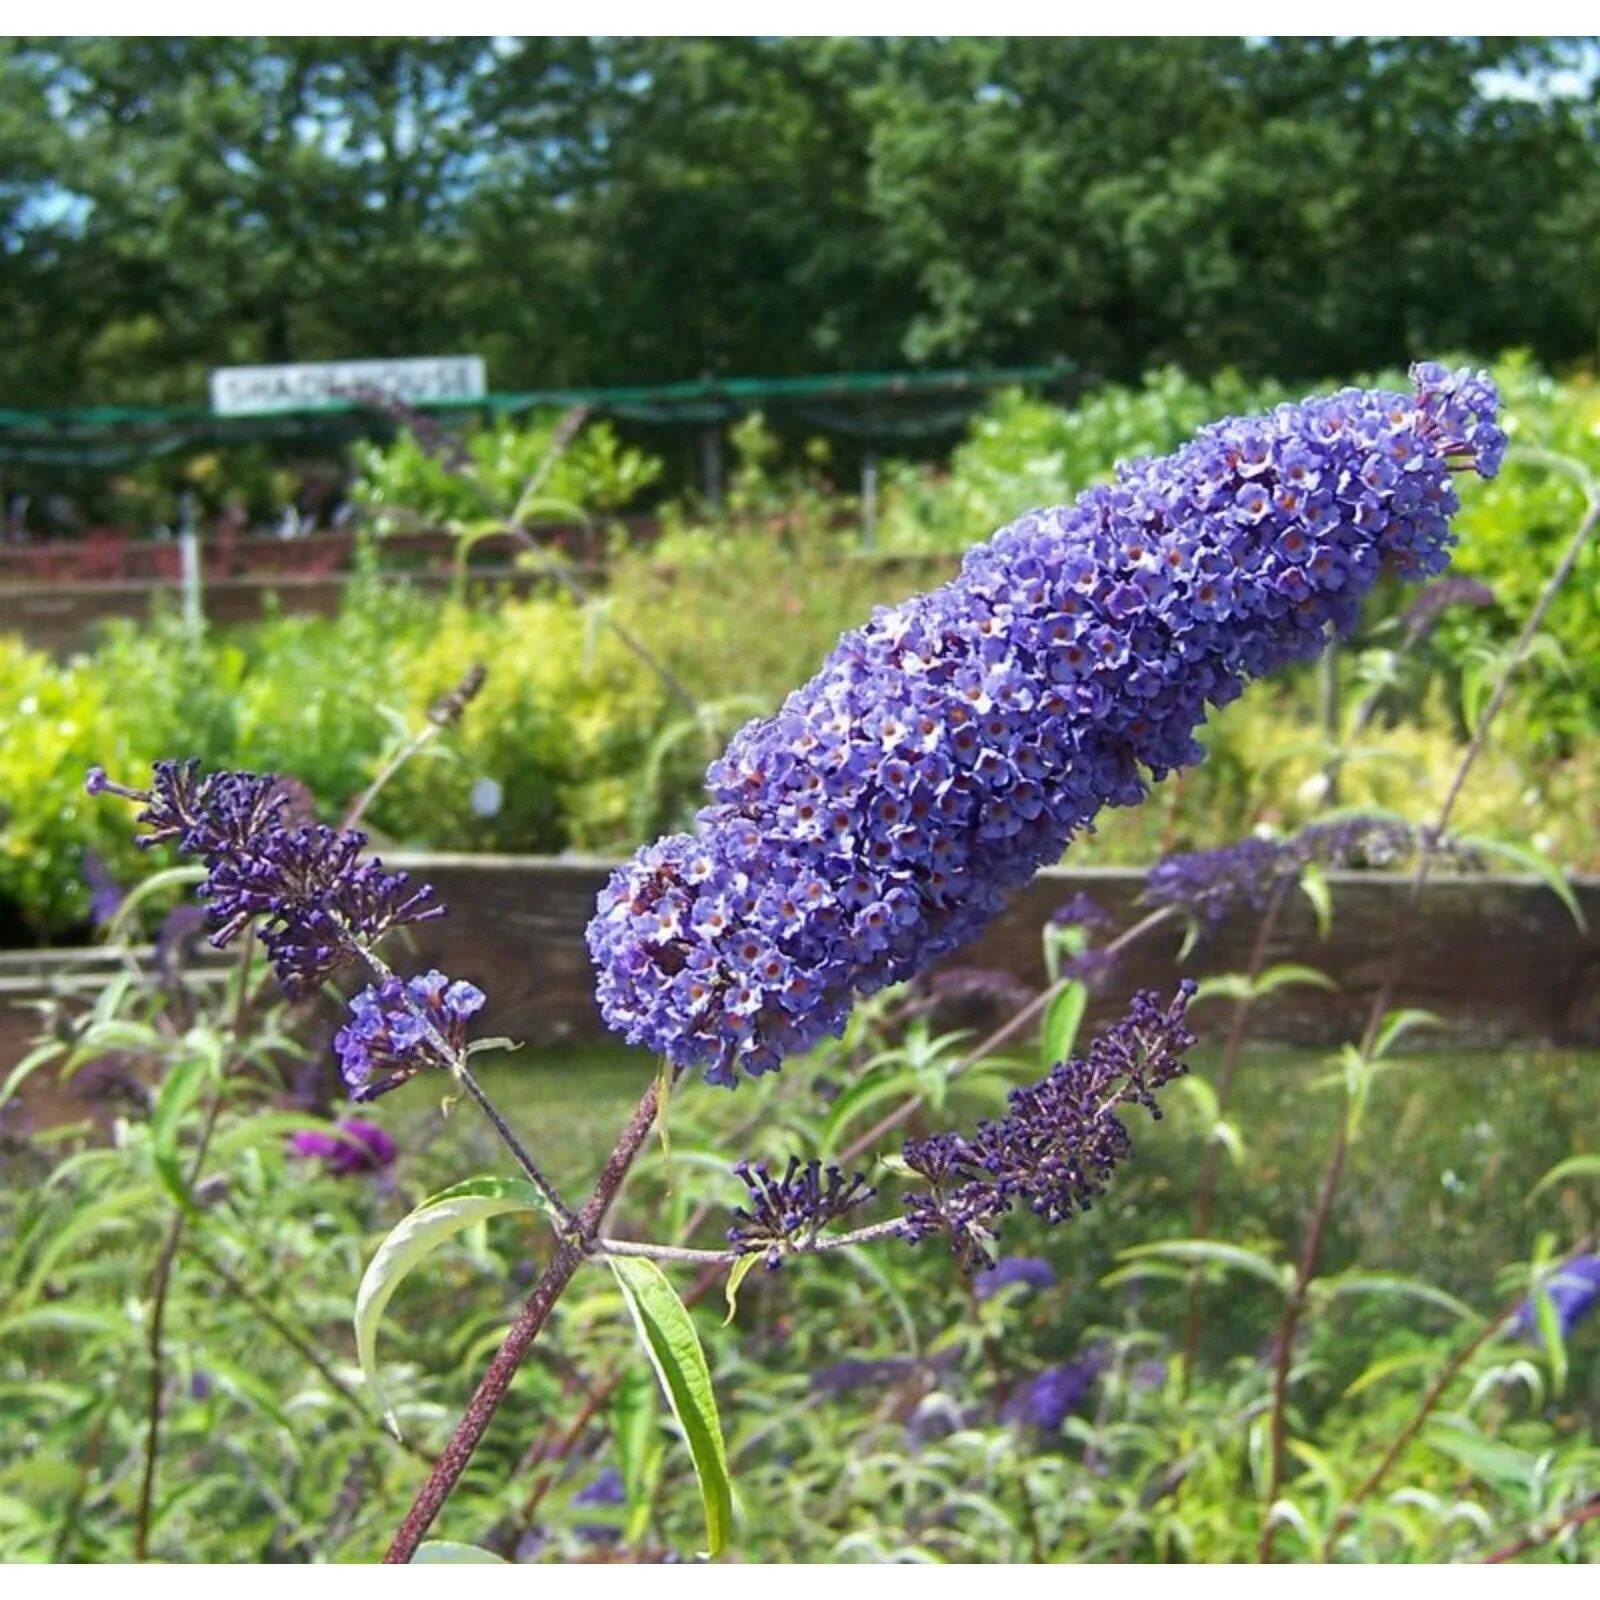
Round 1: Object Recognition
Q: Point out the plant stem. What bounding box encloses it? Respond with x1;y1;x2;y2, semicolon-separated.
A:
596;1216;908;1267
453;1061;578;1229
354;944;576;1228
133;1090;224;1560
1180;885;1286;1392
383;1076;663;1563
1482;1492;1600;1563
1258;488;1600;1562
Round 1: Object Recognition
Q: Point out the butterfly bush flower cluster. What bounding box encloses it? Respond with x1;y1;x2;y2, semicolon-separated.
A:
727;1156;877;1266
85;760;441;996
589;364;1502;1084
336;970;487;1100
86;761;484;1099
902;985;1196;1270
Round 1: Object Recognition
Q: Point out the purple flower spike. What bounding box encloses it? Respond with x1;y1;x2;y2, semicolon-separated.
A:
1004;1355;1103;1431
288;1117;398;1176
904;985;1195;1270
1511;1255;1600;1343
85;760;441;995
588;366;1500;1083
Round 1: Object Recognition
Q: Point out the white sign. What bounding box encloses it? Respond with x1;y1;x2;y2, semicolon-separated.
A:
210;356;487;417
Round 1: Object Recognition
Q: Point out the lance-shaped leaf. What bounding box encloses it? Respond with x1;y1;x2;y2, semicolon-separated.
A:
608;1255;733;1557
355;1177;548;1436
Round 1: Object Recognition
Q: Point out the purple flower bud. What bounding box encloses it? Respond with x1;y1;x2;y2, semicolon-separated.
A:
85;760;441;996
589;366;1500;1083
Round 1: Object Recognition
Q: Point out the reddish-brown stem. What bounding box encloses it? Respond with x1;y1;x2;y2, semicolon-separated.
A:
1259;489;1600;1561
1482;1493;1600;1564
1321;1232;1596;1557
384;1077;662;1564
1181;885;1286;1390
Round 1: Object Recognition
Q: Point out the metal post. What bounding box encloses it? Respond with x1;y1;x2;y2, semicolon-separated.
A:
701;427;724;514
861;450;879;550
178;491;203;640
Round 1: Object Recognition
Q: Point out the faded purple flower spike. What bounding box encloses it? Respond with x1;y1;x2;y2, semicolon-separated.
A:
1004;1355;1103;1431
85;760;441;995
1144;814;1464;922
973;1255;1058;1301
288;1117;398;1175
589;366;1501;1083
335;969;486;1099
904;985;1195;1270
727;1155;877;1266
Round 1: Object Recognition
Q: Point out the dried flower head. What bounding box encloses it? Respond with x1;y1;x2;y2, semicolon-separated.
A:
589;366;1501;1084
903;985;1196;1270
727;1155;877;1266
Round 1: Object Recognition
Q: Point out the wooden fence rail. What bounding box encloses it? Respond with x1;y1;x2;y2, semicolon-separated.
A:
5;863;1596;1082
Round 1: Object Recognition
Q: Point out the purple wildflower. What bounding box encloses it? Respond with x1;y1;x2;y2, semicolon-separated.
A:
1051;892;1111;930
727;1155;877;1266
973;1255;1057;1300
903;985;1195;1270
573;1466;626;1508
85;760;441;995
588;366;1500;1084
810;1357;919;1397
334;969;486;1100
288;1117;398;1175
1511;1256;1600;1343
82;849;125;928
1004;1356;1103;1431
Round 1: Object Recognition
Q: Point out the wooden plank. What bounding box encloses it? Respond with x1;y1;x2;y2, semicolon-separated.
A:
3;864;1595;1084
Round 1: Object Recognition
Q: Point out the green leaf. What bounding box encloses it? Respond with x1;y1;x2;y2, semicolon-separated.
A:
1372;1008;1443;1060
613;1366;664;1546
103;864;206;944
1116;1239;1291;1292
412;1542;508;1564
355;1177;548;1435
1527;1154;1600;1204
1458;834;1587;933
1299;862;1333;939
608;1255;733;1557
1040;980;1087;1070
723;1252;761;1327
1316;1272;1480;1324
151;1037;223;1209
0;1041;64;1115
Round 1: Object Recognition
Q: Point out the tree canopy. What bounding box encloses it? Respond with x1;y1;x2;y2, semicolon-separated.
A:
2;36;1596;408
